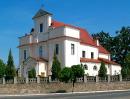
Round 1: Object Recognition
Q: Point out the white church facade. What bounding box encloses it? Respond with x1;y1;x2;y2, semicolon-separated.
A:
18;9;121;77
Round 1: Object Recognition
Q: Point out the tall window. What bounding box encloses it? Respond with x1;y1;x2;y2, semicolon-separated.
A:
39;46;43;57
55;44;59;55
71;44;75;55
24;50;27;60
82;51;86;58
91;52;94;59
40;23;43;32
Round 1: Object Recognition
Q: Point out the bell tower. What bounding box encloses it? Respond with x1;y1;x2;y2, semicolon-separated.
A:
32;8;52;33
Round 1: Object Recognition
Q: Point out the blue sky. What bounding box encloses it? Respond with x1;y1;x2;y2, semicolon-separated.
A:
0;0;130;67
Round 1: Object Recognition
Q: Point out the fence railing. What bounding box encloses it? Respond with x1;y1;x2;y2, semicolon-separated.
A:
1;75;130;84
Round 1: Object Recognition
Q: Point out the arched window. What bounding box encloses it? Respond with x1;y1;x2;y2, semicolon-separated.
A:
93;65;97;71
84;64;88;70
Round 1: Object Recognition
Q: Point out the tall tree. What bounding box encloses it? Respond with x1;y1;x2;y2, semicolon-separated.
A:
98;62;107;78
0;59;6;78
51;52;61;80
5;49;16;79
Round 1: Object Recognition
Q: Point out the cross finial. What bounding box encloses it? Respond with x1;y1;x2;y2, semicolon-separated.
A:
41;4;44;10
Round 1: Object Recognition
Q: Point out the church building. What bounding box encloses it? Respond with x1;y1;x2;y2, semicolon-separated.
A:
18;9;121;77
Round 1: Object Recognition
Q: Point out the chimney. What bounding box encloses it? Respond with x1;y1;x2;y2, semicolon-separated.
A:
94;37;100;46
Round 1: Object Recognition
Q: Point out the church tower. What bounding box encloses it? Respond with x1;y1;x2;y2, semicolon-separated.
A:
32;8;52;34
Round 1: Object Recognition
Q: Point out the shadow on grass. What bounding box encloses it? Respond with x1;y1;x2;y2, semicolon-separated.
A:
50;90;67;93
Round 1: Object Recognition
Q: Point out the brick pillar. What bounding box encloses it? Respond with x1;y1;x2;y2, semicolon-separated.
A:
119;74;122;82
14;77;17;84
3;77;5;84
26;77;29;84
96;75;99;83
108;75;110;83
37;76;40;84
84;75;87;83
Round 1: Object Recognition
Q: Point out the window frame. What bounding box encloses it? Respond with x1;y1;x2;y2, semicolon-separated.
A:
91;52;94;59
55;44;59;55
24;50;27;60
40;23;43;33
82;51;86;58
39;46;43;57
71;44;75;55
84;64;88;70
93;65;97;71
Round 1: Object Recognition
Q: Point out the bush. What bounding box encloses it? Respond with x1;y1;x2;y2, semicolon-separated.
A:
60;67;72;83
28;68;36;78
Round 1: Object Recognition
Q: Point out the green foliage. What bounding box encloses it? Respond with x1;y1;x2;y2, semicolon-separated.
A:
51;52;61;80
60;67;72;83
28;68;36;78
92;27;130;67
0;59;6;78
71;65;84;82
98;62;107;78
5;49;16;79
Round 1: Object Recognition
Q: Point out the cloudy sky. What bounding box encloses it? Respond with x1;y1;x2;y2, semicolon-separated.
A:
0;0;130;67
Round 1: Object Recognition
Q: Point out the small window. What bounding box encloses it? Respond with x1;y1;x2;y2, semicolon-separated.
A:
55;44;59;55
40;23;43;32
93;65;97;71
91;52;94;59
39;46;43;57
82;51;86;58
24;50;27;60
84;64;88;70
71;44;75;55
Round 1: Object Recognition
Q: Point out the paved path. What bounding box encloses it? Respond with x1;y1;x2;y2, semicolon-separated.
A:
0;91;130;99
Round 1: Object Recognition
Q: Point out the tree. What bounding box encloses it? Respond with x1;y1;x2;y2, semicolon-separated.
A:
92;31;112;52
51;52;61;80
5;49;16;79
92;27;130;67
121;53;130;77
71;65;84;92
98;62;107;78
28;68;36;78
60;67;72;83
0;59;6;78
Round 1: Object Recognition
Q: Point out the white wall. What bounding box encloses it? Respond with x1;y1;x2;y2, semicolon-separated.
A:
64;26;80;39
80;44;99;59
64;40;80;67
111;65;121;75
99;53;110;60
81;62;110;76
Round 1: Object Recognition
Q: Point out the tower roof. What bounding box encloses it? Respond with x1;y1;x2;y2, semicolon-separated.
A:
33;9;52;19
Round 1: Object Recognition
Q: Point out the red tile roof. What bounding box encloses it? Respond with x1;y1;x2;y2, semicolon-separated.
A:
51;20;110;54
80;58;101;63
98;45;110;54
98;58;120;65
80;58;120;66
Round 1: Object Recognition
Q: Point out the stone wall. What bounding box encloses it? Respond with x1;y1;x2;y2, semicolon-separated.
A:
0;82;130;94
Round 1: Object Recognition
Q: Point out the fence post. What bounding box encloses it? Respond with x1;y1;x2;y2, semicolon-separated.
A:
48;75;51;83
96;75;99;83
14;77;17;84
119;74;122;82
84;75;87;83
37;76;40;84
2;77;5;84
26;77;29;84
108;75;110;83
